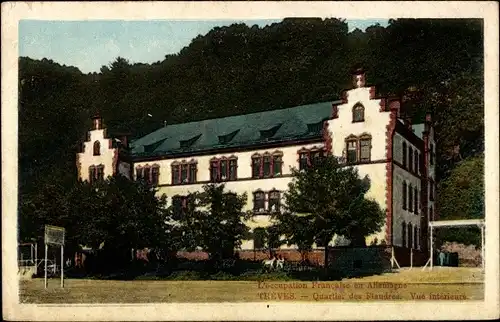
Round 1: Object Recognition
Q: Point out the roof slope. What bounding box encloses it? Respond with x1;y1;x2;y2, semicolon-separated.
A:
130;100;340;157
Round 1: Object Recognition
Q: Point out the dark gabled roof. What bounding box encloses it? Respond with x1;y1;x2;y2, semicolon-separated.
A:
130;100;341;158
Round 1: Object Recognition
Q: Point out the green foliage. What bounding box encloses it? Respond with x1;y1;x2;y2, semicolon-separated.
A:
436;155;484;245
172;184;253;261
19;175;173;254
270;155;386;249
18;18;484;247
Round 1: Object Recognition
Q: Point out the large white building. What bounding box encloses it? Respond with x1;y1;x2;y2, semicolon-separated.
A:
76;69;437;252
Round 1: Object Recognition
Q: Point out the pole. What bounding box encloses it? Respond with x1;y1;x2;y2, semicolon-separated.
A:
44;244;48;289
410;248;413;269
35;243;38;275
429;226;433;270
61;245;64;288
481;225;485;269
31;244;34;264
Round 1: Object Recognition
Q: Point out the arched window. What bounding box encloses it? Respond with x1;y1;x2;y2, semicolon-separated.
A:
93;141;101;156
402;222;406;248
253;190;266;212
346;137;358;163
352;103;365;122
402;142;407;167
402;181;407;210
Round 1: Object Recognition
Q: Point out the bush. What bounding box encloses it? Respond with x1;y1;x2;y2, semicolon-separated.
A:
209;271;235;280
169;270;206;280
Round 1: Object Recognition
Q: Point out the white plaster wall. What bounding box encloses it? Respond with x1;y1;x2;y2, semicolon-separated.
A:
328;87;391;161
77;129;117;181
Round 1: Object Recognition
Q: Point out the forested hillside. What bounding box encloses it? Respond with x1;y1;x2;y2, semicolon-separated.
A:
18;18;484;244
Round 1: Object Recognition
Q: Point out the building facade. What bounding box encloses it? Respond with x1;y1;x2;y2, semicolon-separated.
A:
76;69;437;251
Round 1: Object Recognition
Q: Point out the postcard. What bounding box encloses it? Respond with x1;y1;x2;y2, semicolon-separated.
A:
2;1;499;321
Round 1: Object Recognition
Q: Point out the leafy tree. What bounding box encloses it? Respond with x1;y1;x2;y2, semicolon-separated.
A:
174;184;252;264
270;155;385;269
436;155;484;246
19;174;174;269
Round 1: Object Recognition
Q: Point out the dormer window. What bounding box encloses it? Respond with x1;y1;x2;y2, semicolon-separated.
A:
352;103;365;123
218;130;240;145
93;141;101;156
179;134;202;149
260;124;282;140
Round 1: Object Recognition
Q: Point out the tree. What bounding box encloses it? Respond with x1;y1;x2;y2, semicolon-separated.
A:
174;184;252;264
19;174;174;271
270;155;385;269
436;155;484;246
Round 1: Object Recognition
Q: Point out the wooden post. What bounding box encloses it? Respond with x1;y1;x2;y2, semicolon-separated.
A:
481;225;485;269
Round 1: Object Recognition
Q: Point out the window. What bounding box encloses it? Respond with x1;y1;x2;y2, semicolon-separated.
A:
263;155;271;177
89;166;95;184
360;137;371;162
88;165;104;184
268;190;281;213
172;164;180;184
345;135;372;163
136;167;143;181
346;140;358;163
144;167;151;183
151;166;160;186
408;223;413;249
96;165;104;181
252;156;261;178
429;180;435;201
352;103;365;122
252;152;282;179
253;228;266;250
408;184;413;213
430;143;435;165
171;161;197;185
210;160;219;182
414;226;419;250
93;141;101;156
414;187;418;215
229;159;237;180
310;149;324;166
299;152;309;170
402;142;407;168
253;191;265;212
402;222;406;248
402;181;407;210
172;195;187;219
408;148;413;172
273;155;282;176
414;152;419;174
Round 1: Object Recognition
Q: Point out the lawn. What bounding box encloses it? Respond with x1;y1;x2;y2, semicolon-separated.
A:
19;267;484;303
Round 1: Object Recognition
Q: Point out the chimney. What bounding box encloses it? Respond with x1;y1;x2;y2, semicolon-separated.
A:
91;114;103;130
352;67;366;89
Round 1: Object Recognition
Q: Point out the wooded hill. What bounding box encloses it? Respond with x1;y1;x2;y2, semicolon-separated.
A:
18;18;484;244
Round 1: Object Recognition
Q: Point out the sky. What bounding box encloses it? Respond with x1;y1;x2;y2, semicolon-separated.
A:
19;19;389;74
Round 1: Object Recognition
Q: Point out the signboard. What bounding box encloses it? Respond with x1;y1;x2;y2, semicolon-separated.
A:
44;225;65;246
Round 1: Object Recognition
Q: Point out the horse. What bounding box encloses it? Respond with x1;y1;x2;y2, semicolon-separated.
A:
262;258;276;271
276;257;285;270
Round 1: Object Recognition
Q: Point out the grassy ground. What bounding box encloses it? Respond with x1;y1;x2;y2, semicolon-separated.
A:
19;267;484;303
